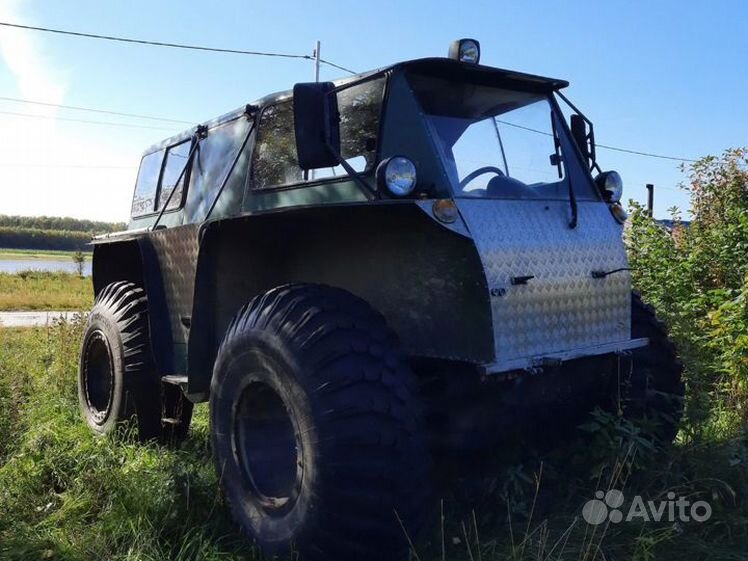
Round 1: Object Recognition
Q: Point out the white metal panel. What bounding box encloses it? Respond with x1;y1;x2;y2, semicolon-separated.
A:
456;199;631;372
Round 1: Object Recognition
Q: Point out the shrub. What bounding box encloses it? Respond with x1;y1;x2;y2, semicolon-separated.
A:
627;147;748;434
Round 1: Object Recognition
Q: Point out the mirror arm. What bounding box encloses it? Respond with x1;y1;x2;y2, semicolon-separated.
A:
324;140;377;200
555;91;600;173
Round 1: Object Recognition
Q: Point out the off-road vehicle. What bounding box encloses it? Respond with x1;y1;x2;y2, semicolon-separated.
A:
79;39;684;560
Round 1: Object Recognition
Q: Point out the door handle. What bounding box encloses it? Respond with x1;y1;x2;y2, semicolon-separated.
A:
511;275;535;285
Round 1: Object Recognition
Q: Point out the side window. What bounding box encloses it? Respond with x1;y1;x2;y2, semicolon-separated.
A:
187;118;251;221
338;77;384;166
158;140;192;211
253;101;302;189
131;149;164;217
253;76;386;189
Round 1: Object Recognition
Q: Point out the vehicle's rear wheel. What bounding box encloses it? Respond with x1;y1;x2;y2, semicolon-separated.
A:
623;293;685;444
78;281;161;440
210;283;431;561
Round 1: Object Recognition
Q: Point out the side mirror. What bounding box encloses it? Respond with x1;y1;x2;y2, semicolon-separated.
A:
293;82;341;170
570;114;596;169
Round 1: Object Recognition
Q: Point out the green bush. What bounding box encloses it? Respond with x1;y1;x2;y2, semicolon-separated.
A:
627;147;748;435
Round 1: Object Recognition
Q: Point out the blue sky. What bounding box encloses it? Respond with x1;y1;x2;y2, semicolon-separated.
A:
0;0;745;221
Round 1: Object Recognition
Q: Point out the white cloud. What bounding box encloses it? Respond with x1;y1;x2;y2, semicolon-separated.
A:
0;0;139;222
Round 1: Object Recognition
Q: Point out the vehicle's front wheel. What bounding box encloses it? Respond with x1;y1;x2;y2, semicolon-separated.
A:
78;281;161;440
210;284;431;560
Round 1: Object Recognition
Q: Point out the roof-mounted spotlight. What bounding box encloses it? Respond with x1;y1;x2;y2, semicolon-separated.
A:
448;38;480;64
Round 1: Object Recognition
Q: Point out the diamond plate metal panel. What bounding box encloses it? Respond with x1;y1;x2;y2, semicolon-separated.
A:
149;225;200;347
456;199;630;371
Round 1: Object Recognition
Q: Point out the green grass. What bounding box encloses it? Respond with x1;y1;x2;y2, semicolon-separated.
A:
0;321;746;561
0;249;91;261
0;272;92;311
0;324;249;561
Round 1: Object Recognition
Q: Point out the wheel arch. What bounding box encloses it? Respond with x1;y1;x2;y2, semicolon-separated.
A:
187;202;493;398
91;237;175;375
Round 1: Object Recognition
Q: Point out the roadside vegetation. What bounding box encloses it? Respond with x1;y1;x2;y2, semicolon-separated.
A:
0;271;92;311
0;150;746;560
0;214;124;253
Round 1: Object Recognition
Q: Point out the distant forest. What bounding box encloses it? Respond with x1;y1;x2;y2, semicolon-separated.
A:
0;215;127;252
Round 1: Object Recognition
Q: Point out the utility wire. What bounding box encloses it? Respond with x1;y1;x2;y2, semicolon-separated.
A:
594;143;697;163
0;21;356;74
317;58;357;74
0;162;133;169
0;21;695;160
0;110;176;131
496;119;697;163
0;96;193;125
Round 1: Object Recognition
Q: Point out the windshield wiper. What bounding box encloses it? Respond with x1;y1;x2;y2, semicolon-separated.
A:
491;117;509;175
551;112;577;229
567;177;578;229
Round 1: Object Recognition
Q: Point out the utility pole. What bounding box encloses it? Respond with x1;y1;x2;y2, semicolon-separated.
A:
305;41;321;182
314;40;321;83
646;183;654;216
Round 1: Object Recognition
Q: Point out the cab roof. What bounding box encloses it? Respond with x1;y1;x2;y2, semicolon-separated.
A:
143;57;568;156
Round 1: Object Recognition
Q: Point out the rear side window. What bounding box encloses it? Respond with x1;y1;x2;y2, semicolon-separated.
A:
253;77;385;189
131;149;164;217
158;140;192;210
187;118;251;221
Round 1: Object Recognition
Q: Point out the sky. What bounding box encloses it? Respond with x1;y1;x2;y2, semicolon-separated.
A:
0;0;745;222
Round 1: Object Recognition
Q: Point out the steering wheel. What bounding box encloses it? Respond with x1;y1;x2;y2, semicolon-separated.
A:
459;166;505;190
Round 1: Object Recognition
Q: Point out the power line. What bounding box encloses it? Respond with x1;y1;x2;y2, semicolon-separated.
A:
0;96;193;125
0;21;356;74
0;162;133;169
318;58;357;74
595;143;696;163
497;119;697;163
0;110;176;131
0;21;695;160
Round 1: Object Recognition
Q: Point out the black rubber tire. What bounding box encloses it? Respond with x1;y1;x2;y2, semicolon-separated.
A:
78;281;162;440
210;284;431;561
625;292;685;444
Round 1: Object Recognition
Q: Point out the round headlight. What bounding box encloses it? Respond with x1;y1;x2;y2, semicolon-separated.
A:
448;39;481;64
458;40;480;64
595;170;623;202
377;156;417;197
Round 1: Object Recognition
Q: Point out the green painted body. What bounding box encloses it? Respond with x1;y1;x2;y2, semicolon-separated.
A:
92;57;611;396
125;58;568;230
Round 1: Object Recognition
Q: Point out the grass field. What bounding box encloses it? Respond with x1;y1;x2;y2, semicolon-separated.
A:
0;249;91;261
0;321;745;561
0;271;93;311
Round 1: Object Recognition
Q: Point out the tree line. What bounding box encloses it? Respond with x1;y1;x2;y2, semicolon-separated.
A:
0;215;126;252
0;215;125;234
0;227;94;252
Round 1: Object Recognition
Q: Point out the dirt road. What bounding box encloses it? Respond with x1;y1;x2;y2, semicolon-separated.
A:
0;311;80;328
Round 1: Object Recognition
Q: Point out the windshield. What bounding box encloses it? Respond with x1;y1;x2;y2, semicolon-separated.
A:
410;75;597;200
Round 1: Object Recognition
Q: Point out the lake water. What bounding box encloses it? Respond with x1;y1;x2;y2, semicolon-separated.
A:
0;259;92;276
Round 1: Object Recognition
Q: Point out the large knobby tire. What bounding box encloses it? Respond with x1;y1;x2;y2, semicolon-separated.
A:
78;281;162;440
210;284;431;561
625;292;685;444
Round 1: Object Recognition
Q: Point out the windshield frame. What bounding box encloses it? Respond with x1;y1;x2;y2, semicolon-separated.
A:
406;71;601;203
